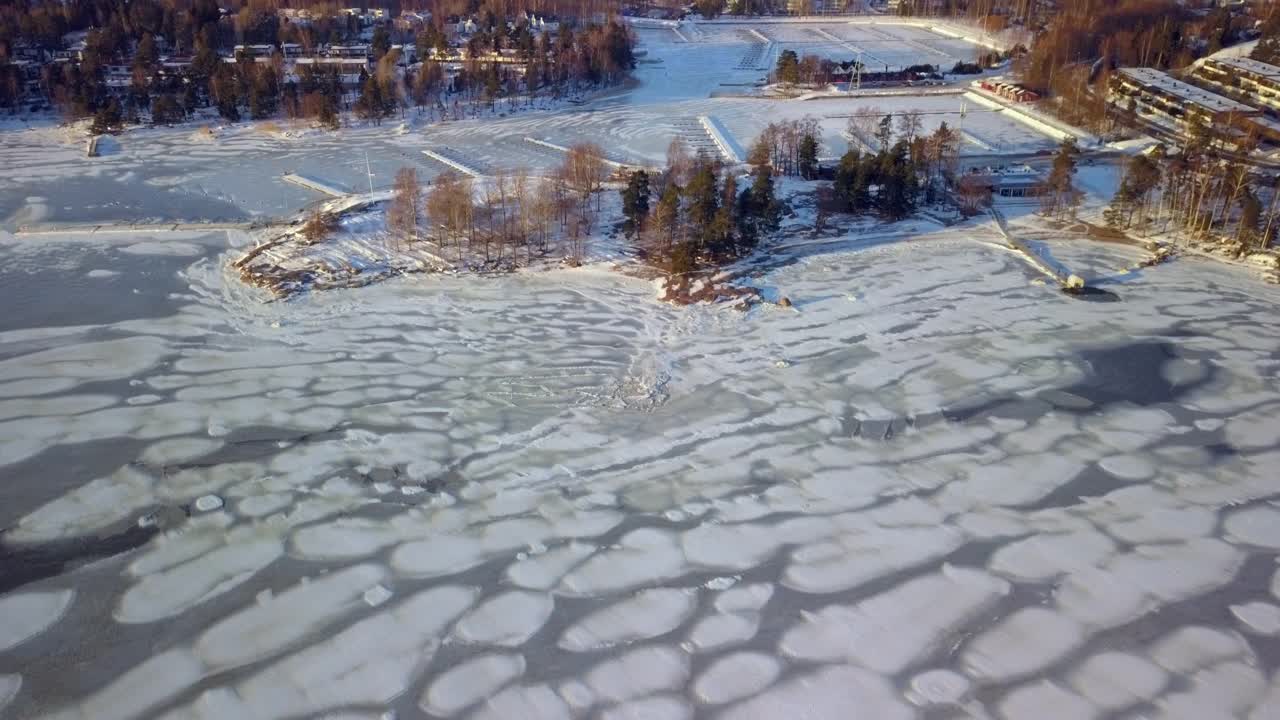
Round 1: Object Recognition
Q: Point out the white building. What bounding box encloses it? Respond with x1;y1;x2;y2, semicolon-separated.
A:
1110;67;1259;127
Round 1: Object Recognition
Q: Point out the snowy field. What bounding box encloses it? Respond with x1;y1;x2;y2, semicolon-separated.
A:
688;21;982;71
0;23;1052;230
3;215;1280;719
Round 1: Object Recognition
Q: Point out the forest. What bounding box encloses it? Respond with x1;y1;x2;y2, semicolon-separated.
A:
1106;129;1280;253
0;0;636;126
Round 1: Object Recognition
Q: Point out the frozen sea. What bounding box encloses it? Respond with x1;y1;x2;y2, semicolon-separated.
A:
3;219;1280;719
3;18;1280;720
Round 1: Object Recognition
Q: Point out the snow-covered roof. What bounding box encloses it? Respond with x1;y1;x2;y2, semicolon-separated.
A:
295;57;369;65
1248;115;1280;135
1210;56;1280;81
1118;67;1258;115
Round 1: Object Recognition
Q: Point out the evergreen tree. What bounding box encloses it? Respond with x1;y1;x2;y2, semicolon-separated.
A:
282;80;300;119
181;83;199;115
685;157;721;246
318;93;340;130
372;25;391;60
127;70;150;117
875;114;894;152
1238;188;1263;246
134;33;158;70
90;97;122;134
775;50;800;85
484;65;501;109
834;148;870;213
150;93;183;125
211;64;240;121
248;66;278;120
738;164;780;244
709;172;738;256
653;181;682;250
621;170;650;239
1106;154;1161;229
1045;139;1080;218
354;70;387;123
797;133;819;180
876;141;916;220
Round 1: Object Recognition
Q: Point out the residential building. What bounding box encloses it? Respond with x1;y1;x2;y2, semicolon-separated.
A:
1109;67;1260;128
293;56;370;78
395;11;431;32
1196;56;1280;113
328;44;372;58
233;44;276;58
281;8;314;25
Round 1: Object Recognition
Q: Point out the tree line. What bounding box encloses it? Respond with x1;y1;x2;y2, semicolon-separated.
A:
830;114;962;220
374;142;617;268
1;0;634;127
622;140;781;274
1106;128;1279;251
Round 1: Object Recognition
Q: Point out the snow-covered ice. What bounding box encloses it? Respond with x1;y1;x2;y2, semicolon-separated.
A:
0;589;74;652
452;590;554;646
4;26;1280;717
560;588;697;652
6;221;1280;719
419;653;525;717
692;652;781;704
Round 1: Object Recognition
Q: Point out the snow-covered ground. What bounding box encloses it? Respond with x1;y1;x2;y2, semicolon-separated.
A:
689;20;983;70
0;22;1057;231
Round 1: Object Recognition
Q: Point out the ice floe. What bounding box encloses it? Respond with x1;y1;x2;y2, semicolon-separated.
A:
692;652;780;704
470;684;570;720
599;695;693;720
1232;602;1280;636
586;645;690;703
999;680;1097;720
0;675;19;713
781;566;1010;673
560;588;697;652
452;591;554;646
0;589;74;652
963;607;1085;682
116;534;282;623
1069;652;1168;711
719;665;913;720
420;653;525;717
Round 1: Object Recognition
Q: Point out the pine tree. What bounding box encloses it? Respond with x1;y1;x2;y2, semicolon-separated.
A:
1106;154;1161;229
775;50;800;85
150;93;183;125
1045;139;1080;219
318;89;340;130
621;170;650;239
876;114;894;152
653;181;682;251
1238;188;1262;246
212;64;240;122
372;25;391;60
798;133;819;180
739;164;780;242
685;158;721;247
354;70;386;124
710;172;738;256
834;148;870;213
90;97;122;134
248;66;278;120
